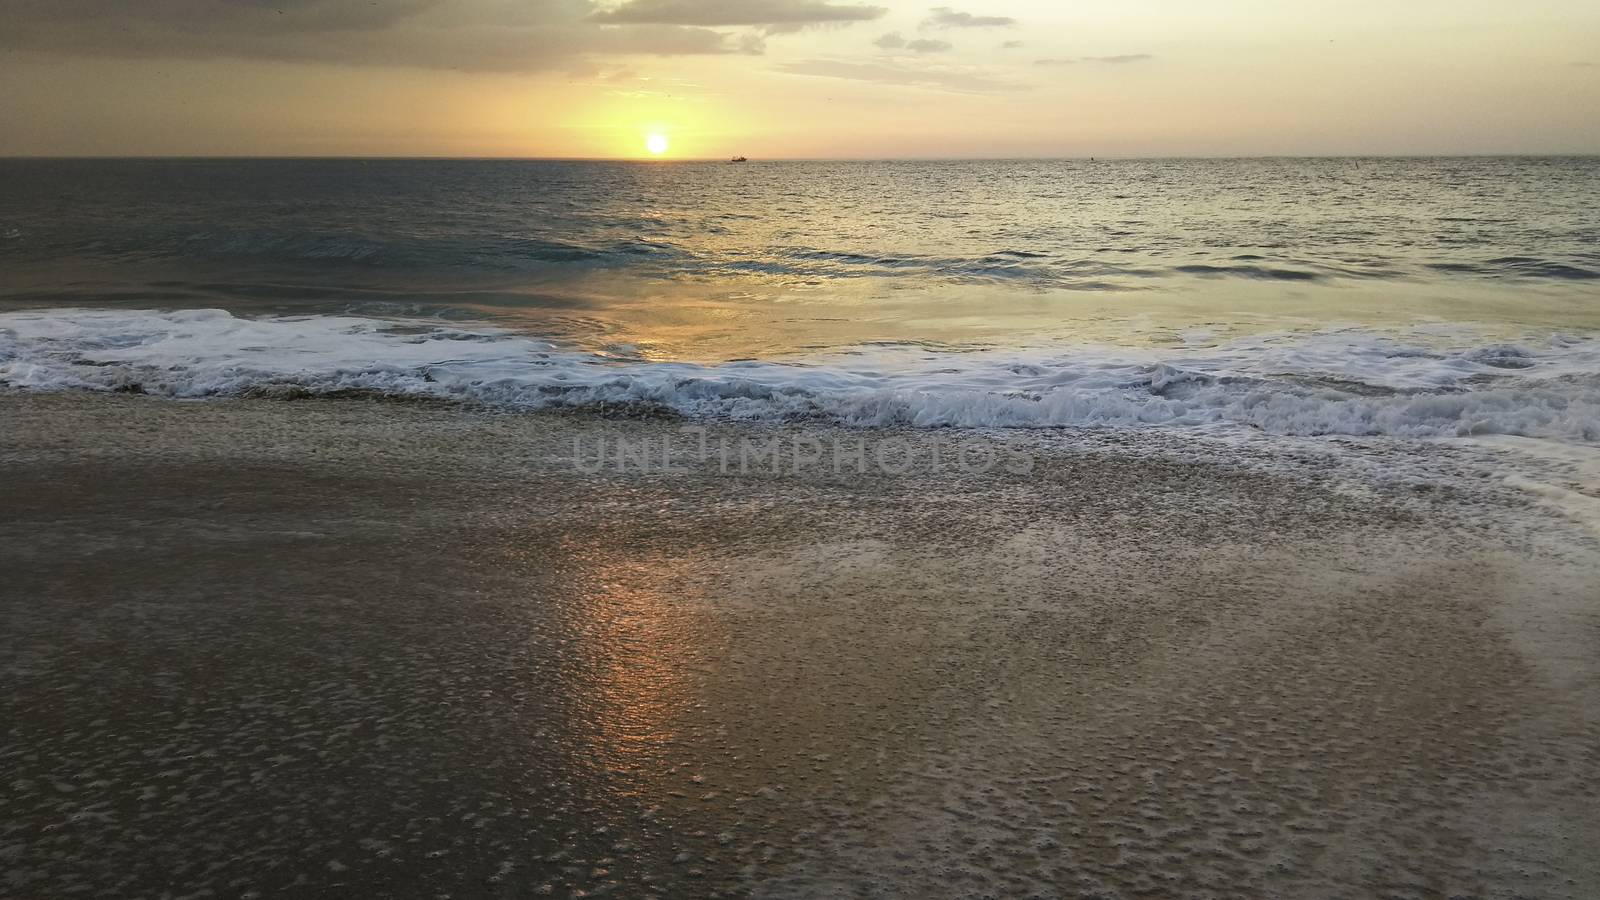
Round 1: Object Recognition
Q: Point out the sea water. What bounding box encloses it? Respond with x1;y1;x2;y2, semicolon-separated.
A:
2;157;1598;442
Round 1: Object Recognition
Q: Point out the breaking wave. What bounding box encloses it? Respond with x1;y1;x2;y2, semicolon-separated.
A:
3;309;1599;443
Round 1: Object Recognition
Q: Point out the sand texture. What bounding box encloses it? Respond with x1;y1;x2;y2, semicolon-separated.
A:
3;392;1598;899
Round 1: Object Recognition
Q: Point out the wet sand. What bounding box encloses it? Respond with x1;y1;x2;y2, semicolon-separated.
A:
2;391;1598;899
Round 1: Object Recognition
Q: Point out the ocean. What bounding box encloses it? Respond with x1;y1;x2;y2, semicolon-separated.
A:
2;156;1599;440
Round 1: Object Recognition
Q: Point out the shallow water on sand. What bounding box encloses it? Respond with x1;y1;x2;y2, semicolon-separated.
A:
3;393;1598;899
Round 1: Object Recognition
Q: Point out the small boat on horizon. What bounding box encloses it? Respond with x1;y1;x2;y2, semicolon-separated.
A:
729;156;748;163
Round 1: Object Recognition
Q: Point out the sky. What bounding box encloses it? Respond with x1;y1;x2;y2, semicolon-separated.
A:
2;0;1598;157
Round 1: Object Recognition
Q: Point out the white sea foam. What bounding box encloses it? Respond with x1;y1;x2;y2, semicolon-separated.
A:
3;308;1599;444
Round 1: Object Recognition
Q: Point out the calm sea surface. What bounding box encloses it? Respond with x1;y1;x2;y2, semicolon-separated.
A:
2;158;1598;439
4;157;1598;352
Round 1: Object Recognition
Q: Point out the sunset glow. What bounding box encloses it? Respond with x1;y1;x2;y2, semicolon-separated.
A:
3;0;1596;157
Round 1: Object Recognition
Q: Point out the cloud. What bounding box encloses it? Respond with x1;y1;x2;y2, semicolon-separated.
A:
1082;54;1153;64
591;0;885;27
1035;54;1154;67
0;0;773;71
777;57;1021;93
2;0;436;40
875;31;950;54
1000;40;1024;50
921;6;1015;29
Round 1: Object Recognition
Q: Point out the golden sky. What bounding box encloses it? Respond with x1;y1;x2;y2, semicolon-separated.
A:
2;0;1598;157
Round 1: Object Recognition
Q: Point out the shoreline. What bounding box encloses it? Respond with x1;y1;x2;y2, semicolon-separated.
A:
3;391;1598;898
5;306;1600;442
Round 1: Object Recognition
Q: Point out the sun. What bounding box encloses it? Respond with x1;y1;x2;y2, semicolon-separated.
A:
645;133;669;156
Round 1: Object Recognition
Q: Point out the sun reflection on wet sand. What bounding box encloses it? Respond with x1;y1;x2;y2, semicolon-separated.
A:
548;534;723;796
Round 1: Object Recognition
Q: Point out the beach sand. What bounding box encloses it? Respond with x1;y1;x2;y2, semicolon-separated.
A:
2;391;1598;898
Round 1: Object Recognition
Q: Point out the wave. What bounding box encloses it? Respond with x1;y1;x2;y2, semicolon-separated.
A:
1426;257;1600;281
1172;263;1325;282
3;309;1598;443
0;227;674;272
8;219;1598;288
713;249;1598;286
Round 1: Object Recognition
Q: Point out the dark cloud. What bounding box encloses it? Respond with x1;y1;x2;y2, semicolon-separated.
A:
591;0;885;27
874;31;908;50
777;57;1020;93
1000;40;1024;50
921;6;1015;29
1;0;437;38
0;0;766;70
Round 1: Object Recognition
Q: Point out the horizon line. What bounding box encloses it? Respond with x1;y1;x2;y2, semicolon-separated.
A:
4;152;1599;162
